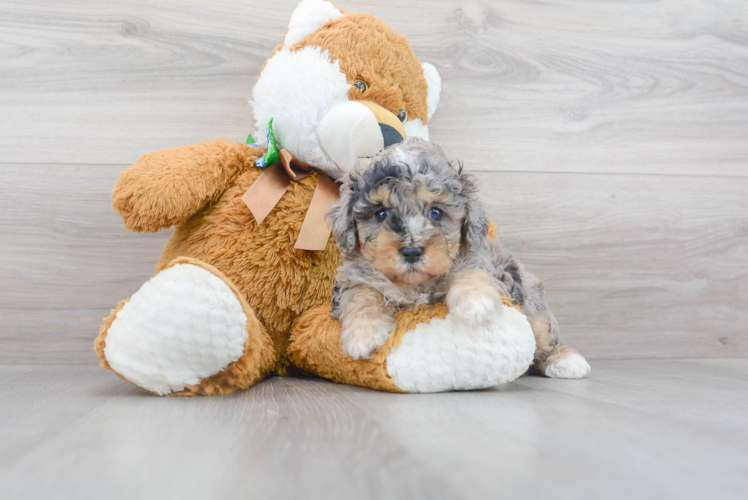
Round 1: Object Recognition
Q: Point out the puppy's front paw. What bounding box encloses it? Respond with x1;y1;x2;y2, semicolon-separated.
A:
340;314;397;360
446;285;502;326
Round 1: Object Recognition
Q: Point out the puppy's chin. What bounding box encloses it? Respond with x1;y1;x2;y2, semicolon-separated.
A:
384;259;453;287
393;269;433;286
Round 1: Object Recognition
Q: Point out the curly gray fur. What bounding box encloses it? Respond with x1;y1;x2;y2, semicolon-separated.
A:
328;137;566;367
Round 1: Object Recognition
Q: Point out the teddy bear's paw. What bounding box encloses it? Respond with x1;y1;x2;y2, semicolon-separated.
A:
340;314;397;360
385;306;535;393
103;263;249;395
544;353;591;379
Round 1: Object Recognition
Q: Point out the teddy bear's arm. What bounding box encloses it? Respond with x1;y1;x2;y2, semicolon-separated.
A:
112;139;260;232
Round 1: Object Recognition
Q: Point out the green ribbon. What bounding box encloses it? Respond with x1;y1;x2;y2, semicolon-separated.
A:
253;118;280;168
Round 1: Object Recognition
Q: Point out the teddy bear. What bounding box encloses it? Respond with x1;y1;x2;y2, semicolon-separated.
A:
94;0;537;396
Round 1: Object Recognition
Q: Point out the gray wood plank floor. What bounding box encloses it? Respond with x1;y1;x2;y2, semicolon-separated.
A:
1;360;746;500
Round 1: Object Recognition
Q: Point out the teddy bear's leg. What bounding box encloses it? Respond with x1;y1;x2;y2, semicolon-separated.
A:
94;257;275;396
287;298;536;393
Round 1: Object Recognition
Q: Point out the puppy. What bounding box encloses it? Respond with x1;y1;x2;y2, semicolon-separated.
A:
328;138;590;379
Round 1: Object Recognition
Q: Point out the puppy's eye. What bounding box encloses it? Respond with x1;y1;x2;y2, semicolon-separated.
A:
429;207;443;221
353;80;368;93
398;109;407;122
375;208;389;222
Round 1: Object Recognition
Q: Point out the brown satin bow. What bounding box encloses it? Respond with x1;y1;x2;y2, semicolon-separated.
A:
241;149;340;251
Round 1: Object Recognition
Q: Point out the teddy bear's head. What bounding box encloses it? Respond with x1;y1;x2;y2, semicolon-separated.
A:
251;0;441;178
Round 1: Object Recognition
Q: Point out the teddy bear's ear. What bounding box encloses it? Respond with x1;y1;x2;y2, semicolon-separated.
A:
283;0;344;48
422;62;442;121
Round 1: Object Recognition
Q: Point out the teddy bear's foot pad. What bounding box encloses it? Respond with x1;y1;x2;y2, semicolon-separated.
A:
386;306;536;393
104;263;249;395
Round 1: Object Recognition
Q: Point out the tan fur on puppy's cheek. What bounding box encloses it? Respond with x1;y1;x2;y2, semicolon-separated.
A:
361;229;405;282
447;238;461;259
421;235;456;279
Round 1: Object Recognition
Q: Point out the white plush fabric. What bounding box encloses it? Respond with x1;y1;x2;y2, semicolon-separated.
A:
283;0;343;48
545;353;591;379
386;306;535;393
403;118;429;141
316;100;386;174
104;264;248;395
252;45;350;177
422;62;442;120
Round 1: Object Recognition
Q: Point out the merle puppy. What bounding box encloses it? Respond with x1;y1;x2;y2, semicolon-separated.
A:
328;137;590;378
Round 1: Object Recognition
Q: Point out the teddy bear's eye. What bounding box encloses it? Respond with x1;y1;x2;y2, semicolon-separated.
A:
375;208;389;222
398;110;407;122
353;80;368;93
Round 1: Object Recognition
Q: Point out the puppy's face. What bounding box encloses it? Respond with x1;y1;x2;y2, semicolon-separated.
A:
356;180;462;285
331;138;486;287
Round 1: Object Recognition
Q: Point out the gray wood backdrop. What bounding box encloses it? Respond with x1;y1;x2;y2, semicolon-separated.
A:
1;0;746;364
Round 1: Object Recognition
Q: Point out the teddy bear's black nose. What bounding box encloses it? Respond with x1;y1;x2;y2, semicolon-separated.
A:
399;246;424;263
380;123;404;148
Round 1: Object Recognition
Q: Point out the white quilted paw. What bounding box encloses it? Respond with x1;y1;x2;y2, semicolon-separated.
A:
104;263;248;395
386;307;536;393
340;314;396;360
545;353;591;379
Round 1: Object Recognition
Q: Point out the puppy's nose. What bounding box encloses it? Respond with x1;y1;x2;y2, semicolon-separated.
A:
400;246;424;263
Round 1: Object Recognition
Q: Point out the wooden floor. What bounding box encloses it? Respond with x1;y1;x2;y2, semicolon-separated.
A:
1;360;746;500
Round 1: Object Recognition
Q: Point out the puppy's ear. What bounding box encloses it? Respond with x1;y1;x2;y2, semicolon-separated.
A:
460;174;489;252
327;175;358;254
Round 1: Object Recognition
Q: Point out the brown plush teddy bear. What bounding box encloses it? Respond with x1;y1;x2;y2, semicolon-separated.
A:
94;0;537;395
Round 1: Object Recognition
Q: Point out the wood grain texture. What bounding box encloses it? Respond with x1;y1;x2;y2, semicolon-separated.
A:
1;361;747;499
1;164;746;363
1;0;747;175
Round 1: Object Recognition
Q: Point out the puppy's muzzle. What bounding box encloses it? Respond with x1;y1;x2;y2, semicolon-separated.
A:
400;246;424;263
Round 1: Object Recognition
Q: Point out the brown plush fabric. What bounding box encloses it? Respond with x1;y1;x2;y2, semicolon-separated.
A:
95;299;128;371
287;303;448;392
296;13;430;125
112;140;262;233
99;139;513;393
151;152;341;374
288;296;524;393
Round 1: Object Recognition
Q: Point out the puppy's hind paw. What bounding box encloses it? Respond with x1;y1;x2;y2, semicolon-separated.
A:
340;314;397;360
545;353;591;379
